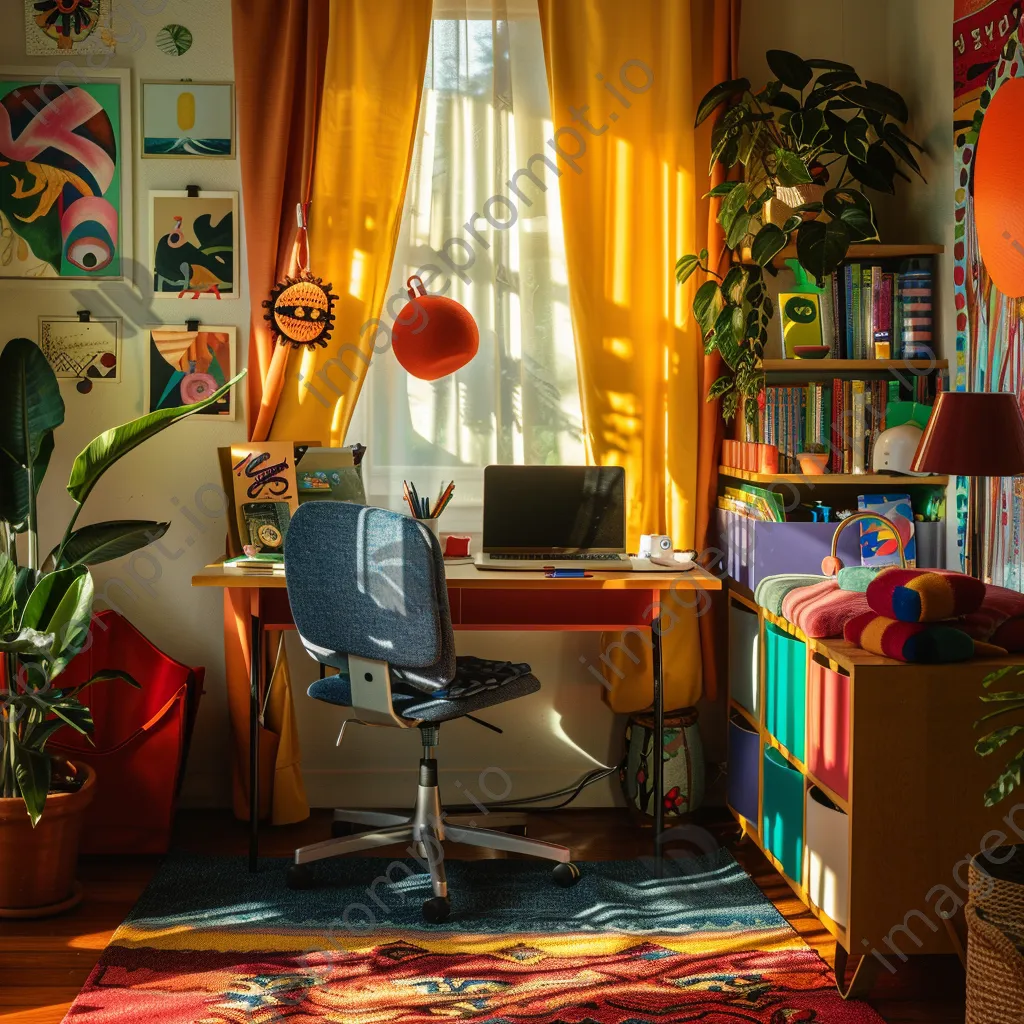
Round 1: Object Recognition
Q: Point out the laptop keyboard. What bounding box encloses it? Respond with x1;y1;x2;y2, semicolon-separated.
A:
488;552;626;560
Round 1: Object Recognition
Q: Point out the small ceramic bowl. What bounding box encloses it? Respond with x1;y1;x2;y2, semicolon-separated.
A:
793;345;830;359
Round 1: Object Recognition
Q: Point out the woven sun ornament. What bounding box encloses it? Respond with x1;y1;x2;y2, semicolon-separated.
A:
262;203;339;350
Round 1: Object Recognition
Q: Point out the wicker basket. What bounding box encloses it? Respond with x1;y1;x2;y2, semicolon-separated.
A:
966;850;1024;1024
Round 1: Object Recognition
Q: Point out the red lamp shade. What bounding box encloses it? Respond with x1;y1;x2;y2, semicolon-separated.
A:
911;391;1024;476
391;275;479;381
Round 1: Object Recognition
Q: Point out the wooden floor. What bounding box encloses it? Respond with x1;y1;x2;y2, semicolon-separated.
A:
1;808;964;1023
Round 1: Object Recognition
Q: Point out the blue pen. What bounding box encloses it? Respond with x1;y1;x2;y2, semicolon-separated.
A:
547;569;587;578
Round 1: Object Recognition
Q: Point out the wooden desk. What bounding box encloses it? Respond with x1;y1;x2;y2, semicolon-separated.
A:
193;561;722;869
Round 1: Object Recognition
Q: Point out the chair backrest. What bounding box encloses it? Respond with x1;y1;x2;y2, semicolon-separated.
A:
284;502;455;688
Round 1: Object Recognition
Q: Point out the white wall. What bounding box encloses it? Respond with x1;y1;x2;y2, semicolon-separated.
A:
1;0;628;814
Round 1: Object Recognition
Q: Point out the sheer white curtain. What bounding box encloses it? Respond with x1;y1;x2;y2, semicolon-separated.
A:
349;0;583;529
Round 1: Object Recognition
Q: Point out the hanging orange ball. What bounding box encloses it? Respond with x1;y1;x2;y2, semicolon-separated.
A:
391;275;479;381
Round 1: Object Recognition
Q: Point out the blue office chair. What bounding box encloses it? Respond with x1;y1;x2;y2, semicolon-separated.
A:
283;501;579;922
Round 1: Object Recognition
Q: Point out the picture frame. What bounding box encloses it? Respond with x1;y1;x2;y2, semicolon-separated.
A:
23;0;115;56
140;80;235;159
149;190;239;300
146;324;238;418
39;314;122;387
0;66;132;282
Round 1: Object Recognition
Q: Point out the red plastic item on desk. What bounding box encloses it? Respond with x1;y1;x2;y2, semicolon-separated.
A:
444;535;471;557
49;610;204;854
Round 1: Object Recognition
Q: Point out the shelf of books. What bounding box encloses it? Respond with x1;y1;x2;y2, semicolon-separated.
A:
760;359;947;373
737;242;944;264
718;467;948;486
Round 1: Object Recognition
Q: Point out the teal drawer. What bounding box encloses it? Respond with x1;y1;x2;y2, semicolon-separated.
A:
764;622;807;761
762;746;804;883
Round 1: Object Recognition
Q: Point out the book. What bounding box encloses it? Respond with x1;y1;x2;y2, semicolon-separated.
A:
230;442;299;553
858;493;917;567
223;553;286;575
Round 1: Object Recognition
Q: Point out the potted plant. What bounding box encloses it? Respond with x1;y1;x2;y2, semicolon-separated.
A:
676;49;925;430
796;442;829;476
0;338;242;916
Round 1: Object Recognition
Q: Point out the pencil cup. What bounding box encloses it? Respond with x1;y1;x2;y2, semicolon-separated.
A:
407;513;440;543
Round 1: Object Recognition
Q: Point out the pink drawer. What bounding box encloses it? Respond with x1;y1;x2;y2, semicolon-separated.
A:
806;658;850;800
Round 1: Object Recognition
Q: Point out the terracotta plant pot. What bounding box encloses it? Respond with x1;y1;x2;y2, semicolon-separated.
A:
0;763;95;918
797;452;829;475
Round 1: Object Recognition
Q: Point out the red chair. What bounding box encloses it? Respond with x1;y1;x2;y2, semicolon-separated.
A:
51;610;205;854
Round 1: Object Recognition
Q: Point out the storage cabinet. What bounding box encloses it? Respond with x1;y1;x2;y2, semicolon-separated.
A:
725;585;1024;963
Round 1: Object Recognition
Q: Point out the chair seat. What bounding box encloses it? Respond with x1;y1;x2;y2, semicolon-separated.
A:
307;656;540;723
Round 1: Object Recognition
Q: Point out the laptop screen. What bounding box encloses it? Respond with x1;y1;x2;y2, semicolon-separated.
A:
482;466;626;552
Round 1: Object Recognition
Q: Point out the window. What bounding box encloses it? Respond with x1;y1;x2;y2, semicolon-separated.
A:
350;5;583;529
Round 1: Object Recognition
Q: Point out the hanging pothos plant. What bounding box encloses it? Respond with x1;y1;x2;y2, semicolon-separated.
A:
676;49;925;429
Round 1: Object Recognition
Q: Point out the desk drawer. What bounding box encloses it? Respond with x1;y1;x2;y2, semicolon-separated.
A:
765;623;807;762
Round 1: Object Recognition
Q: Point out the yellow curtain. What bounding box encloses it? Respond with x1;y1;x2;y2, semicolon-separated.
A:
271;0;433;445
539;0;721;713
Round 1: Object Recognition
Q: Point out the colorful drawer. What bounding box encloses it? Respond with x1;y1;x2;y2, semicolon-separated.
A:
805;786;850;927
762;746;804;882
729;601;760;717
727;715;760;826
765;623;807;762
806;657;851;800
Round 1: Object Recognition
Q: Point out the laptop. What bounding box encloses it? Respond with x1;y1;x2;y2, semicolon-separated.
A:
475;465;632;570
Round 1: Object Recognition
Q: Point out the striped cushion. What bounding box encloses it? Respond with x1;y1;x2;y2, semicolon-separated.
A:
866;568;986;623
844;611;976;663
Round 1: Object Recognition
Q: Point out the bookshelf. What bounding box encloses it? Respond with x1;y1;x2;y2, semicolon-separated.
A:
760;358;947;373
736;242;945;264
718;468;948;486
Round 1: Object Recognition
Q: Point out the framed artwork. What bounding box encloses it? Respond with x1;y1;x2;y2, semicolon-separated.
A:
0;67;131;281
146;324;237;418
39;315;121;389
150;191;238;300
141;81;235;158
24;0;115;55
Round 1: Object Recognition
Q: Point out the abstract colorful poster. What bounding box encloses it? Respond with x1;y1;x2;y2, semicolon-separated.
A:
0;69;129;279
150;191;237;299
953;0;1024;586
24;0;115;55
141;81;234;158
147;325;236;417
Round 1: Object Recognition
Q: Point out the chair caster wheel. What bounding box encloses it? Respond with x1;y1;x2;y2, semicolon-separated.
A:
552;862;581;888
331;820;355;838
286;863;315;890
422;896;451;923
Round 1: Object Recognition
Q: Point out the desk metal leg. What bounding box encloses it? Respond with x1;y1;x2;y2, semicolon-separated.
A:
249;610;261;872
651;623;664;874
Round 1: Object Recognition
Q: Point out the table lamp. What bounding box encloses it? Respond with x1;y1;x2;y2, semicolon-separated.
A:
911;391;1024;578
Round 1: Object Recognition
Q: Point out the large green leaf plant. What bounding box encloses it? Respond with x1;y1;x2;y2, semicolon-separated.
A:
976;665;1024;808
676;49;926;429
0;338;243;823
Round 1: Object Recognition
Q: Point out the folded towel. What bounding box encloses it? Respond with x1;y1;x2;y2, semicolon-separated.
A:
844;611;976;663
754;573;825;616
866;568;986;623
781;579;870;638
837;566;884;593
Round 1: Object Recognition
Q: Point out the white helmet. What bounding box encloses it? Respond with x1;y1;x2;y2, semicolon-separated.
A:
872;423;928;476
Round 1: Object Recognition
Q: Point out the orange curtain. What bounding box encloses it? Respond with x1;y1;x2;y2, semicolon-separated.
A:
225;0;330;824
539;0;738;710
694;0;741;702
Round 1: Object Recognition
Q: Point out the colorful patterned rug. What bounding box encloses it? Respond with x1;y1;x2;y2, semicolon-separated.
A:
64;849;884;1023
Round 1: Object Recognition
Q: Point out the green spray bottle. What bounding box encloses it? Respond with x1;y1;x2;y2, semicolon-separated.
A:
779;258;825;357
